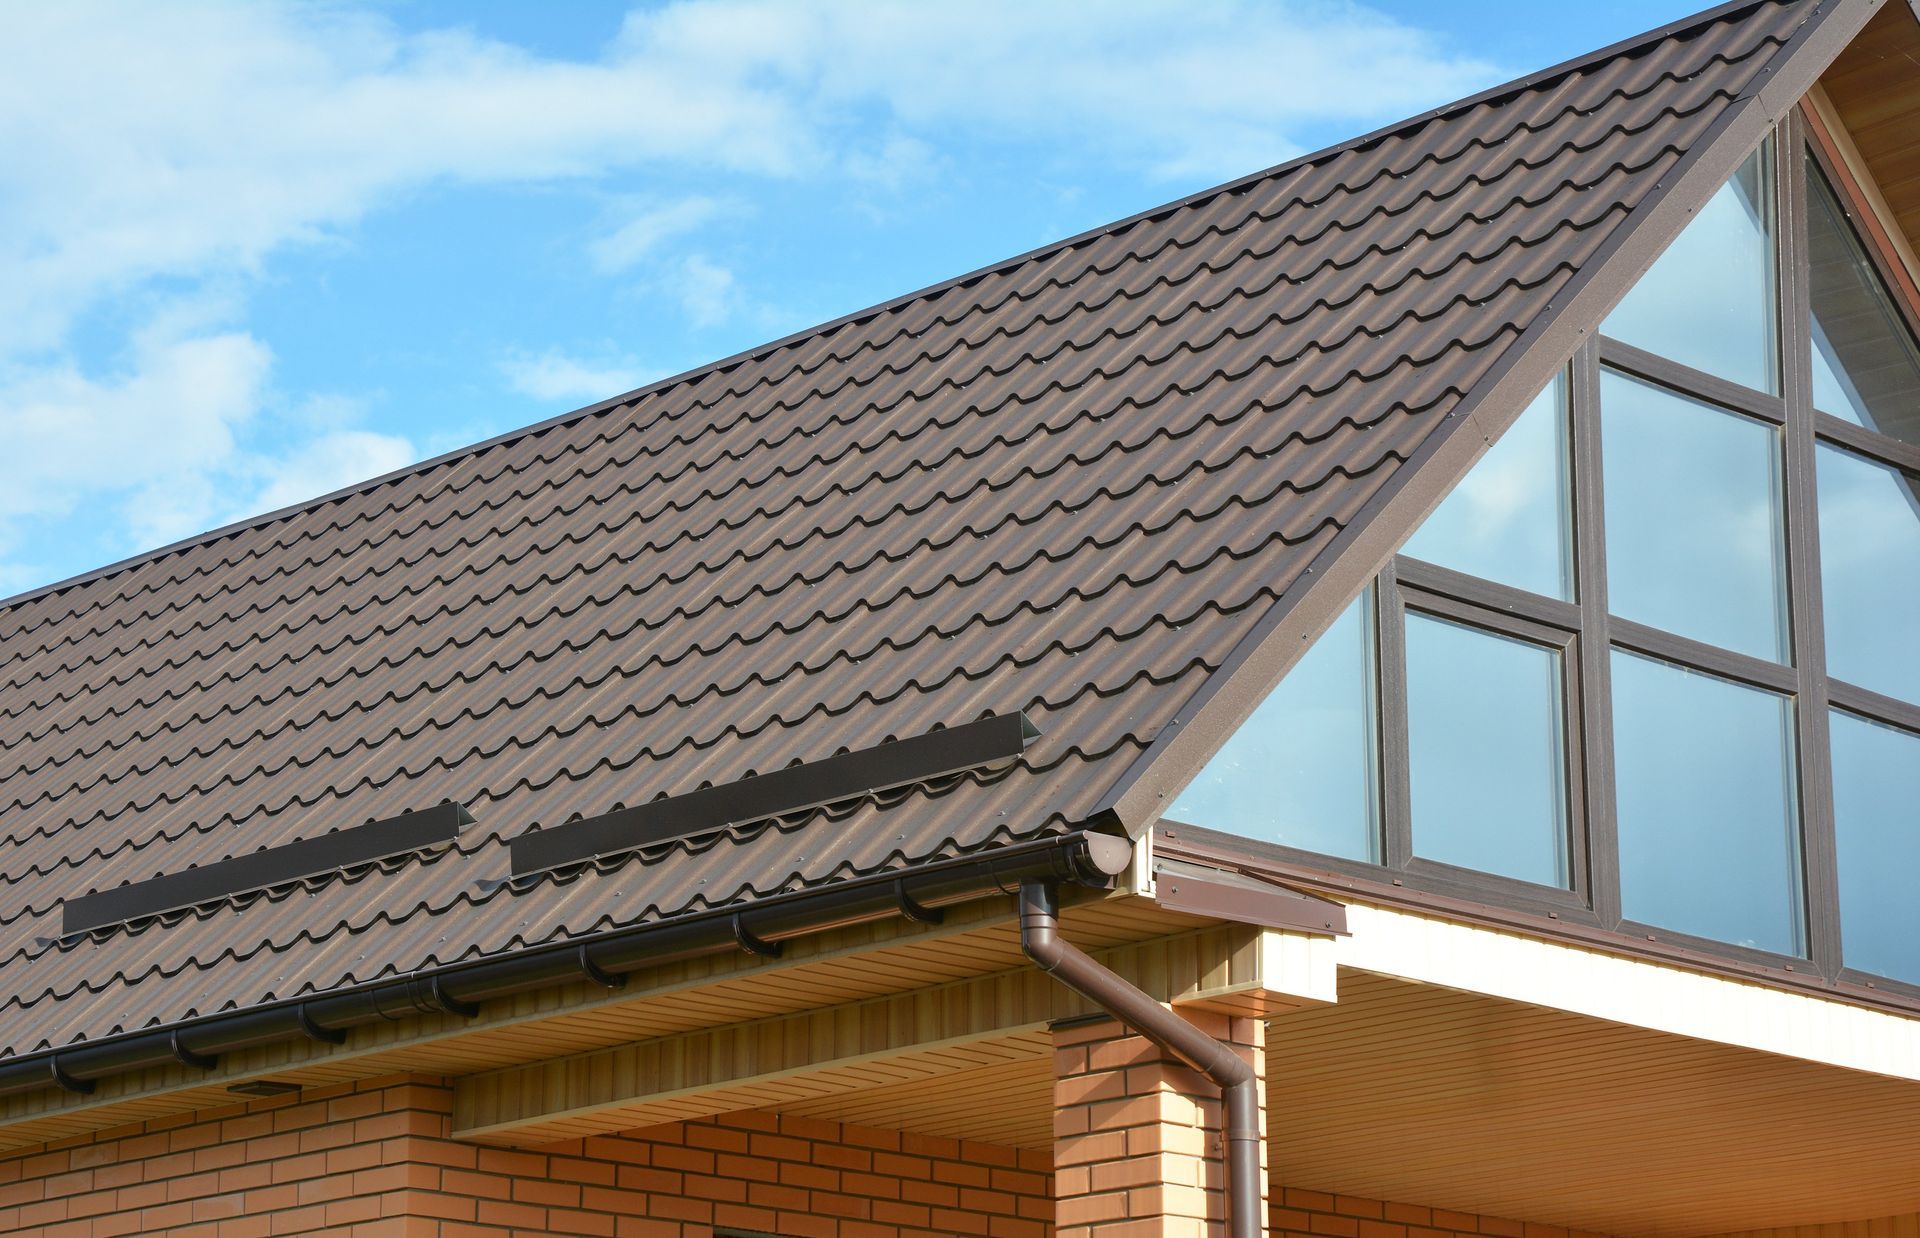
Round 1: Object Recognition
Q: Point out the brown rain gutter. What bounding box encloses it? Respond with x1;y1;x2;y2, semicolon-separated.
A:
1020;880;1261;1238
0;833;1131;1102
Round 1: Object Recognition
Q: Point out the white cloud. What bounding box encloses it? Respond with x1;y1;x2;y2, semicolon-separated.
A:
0;0;1500;592
590;196;742;273
615;0;1502;183
500;350;658;403
676;255;739;328
0;323;422;576
0;1;1499;361
844;134;940;194
0;4;808;361
0;329;272;547
241;430;419;519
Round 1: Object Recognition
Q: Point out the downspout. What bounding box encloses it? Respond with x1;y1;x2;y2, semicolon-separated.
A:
1019;880;1262;1238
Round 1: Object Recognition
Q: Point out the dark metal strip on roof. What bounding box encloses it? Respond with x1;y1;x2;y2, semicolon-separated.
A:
61;803;473;936
509;713;1039;877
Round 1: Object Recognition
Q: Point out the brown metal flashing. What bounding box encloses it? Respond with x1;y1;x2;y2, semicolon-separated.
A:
1151;857;1348;936
1088;0;1880;839
508;713;1037;876
61;803;473;936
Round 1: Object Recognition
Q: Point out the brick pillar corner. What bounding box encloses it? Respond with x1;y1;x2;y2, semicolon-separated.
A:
1052;1009;1267;1238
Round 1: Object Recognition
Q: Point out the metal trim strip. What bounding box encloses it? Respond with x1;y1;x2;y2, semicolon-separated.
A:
61;803;474;937
508;713;1038;876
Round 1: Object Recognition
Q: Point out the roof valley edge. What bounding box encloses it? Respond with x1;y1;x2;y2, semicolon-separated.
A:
0;0;1868;1068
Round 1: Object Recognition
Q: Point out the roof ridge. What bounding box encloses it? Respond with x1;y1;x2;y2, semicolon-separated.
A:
0;0;1786;615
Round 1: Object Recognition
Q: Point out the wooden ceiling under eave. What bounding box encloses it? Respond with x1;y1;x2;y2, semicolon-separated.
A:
1817;1;1920;281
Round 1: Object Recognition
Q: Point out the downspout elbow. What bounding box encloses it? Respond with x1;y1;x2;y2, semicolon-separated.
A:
1018;879;1262;1238
1018;880;1067;969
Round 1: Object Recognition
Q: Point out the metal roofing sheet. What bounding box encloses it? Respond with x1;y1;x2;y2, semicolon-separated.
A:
0;0;1822;1057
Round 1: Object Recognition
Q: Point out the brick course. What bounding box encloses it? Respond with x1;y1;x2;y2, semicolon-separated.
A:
0;1075;1050;1238
0;1067;1636;1238
1052;1012;1267;1238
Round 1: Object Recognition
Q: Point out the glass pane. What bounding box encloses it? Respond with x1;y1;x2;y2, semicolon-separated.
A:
1406;613;1569;887
1830;710;1920;984
1600;370;1788;661
1807;162;1920;447
1603;142;1776;393
1611;650;1803;956
1816;444;1920;704
1401;374;1572;599
1169;593;1378;860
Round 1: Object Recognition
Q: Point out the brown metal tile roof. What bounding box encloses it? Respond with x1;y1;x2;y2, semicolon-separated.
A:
0;0;1847;1057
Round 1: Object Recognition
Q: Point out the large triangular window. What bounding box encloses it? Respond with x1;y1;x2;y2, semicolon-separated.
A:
1168;118;1920;996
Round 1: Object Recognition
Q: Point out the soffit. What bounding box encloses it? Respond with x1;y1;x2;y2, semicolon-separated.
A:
1818;2;1920;268
650;954;1920;1238
1266;970;1920;1238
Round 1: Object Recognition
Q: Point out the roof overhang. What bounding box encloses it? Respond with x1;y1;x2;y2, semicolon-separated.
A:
1814;0;1920;279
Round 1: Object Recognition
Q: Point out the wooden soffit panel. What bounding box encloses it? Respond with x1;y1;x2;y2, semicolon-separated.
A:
1819;1;1920;268
452;921;1334;1146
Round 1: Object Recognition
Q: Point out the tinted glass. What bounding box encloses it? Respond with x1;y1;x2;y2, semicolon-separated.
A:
1406;614;1569;887
1816;444;1920;704
1601;370;1788;661
1169;594;1378;860
1401;375;1572;599
1603;143;1776;393
1612;650;1803;956
1830;710;1920;985
1807;163;1920;447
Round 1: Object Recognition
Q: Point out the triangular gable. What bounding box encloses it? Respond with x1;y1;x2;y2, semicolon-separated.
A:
1152;17;1920;991
1093;0;1879;835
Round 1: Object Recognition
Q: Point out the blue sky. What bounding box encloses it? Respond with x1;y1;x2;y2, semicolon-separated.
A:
1;0;1683;599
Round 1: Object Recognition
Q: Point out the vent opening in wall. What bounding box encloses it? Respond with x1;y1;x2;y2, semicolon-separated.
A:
227;1080;303;1098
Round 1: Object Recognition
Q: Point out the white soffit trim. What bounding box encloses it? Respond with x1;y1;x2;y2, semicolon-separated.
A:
1332;901;1920;1082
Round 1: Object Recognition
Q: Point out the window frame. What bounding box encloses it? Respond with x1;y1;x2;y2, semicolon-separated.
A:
1163;108;1920;1006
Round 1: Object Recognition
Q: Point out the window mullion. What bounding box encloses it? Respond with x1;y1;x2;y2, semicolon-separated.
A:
1375;563;1413;872
1779;113;1844;981
1570;337;1622;931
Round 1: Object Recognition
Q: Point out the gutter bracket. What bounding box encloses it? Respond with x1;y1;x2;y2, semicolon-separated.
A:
892;877;944;925
48;1058;94;1096
429;977;481;1019
731;912;782;958
168;1031;217;1071
296;1006;348;1046
577;945;625;989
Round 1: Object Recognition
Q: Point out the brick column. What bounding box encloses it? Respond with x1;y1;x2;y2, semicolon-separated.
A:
1052;1010;1268;1238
